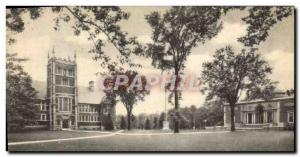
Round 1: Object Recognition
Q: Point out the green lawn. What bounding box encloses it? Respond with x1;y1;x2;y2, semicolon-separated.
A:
7;130;294;152
121;129;224;133
7;130;110;142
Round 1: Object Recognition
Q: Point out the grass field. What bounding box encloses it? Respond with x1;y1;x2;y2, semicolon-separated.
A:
7;130;111;142
7;130;294;152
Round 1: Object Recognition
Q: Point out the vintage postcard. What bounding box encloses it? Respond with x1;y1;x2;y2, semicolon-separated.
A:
6;6;295;152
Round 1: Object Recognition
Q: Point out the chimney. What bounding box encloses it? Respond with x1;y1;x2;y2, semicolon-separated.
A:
88;81;94;90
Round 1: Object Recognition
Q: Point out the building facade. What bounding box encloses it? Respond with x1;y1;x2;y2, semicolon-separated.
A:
32;50;115;130
224;96;294;129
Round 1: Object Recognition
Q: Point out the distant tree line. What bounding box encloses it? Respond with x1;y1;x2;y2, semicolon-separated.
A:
168;101;224;129
115;113;165;130
114;100;223;130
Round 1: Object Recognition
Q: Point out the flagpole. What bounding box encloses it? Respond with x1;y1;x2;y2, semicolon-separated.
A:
162;72;170;130
165;86;167;121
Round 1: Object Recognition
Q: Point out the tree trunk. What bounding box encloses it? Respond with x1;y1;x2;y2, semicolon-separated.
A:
230;103;235;131
174;69;180;133
127;112;131;130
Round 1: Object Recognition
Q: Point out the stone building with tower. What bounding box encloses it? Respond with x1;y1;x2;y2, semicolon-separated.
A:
32;49;116;130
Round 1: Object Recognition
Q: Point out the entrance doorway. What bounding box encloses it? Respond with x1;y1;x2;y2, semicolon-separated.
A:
255;104;264;123
62;119;69;129
266;111;273;123
247;113;253;124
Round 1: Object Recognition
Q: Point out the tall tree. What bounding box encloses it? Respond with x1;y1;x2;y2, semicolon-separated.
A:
202;100;224;126
6;53;39;132
145;118;151;130
103;70;149;130
238;7;293;47
201;46;275;131
158;112;165;129
153;117;158;129
103;113;114;130
145;7;224;133
120;115;127;129
98;92;118;129
6;8;44;132
190;105;197;129
137;113;147;129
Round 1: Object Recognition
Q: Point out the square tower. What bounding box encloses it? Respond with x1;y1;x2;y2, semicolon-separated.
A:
47;49;78;130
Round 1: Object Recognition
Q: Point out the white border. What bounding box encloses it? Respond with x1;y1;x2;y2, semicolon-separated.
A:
1;1;299;156
2;0;299;6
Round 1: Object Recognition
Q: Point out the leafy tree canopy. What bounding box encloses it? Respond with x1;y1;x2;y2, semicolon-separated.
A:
102;70;150;130
6;53;39;131
145;6;224;71
201;46;275;104
238;6;293;47
6;7;145;72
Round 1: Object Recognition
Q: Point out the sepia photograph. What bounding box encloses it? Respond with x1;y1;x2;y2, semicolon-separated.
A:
6;6;295;152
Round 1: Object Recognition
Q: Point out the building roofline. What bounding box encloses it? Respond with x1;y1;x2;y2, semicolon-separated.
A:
78;102;100;105
224;96;294;106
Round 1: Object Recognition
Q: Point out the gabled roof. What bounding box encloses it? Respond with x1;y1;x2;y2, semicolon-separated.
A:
32;80;104;104
77;85;104;104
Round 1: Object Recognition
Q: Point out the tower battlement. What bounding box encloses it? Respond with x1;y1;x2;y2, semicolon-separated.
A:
48;47;77;65
48;57;76;65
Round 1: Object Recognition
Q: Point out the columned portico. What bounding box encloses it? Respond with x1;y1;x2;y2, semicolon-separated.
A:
224;96;294;129
277;101;284;127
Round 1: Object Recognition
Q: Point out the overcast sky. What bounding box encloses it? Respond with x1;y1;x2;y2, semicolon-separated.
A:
7;7;294;115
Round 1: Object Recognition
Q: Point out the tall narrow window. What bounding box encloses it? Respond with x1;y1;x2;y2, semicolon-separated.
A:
288;111;294;123
62;78;68;86
56;67;62;74
68;69;73;76
40;114;47;121
40;103;46;111
63;98;68;111
63;69;67;75
59;98;62;111
69;98;72;111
